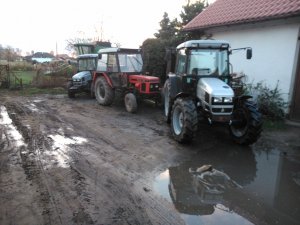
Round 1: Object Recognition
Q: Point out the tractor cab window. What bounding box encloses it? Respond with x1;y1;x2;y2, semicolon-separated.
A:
97;54;108;71
188;49;229;76
78;58;97;71
118;53;143;73
176;49;187;74
107;54;119;72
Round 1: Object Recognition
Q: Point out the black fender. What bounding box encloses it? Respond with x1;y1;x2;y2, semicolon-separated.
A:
175;92;191;100
167;73;182;101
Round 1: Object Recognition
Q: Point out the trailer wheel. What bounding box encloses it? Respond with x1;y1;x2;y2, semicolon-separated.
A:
229;100;263;145
171;98;198;143
95;76;114;106
124;93;137;113
163;79;171;123
67;81;75;98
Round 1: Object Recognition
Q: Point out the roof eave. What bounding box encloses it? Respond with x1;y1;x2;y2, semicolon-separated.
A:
183;13;300;32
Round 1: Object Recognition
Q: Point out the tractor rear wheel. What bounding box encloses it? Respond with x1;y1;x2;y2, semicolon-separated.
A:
229;100;263;145
171;98;198;143
124;93;138;113
95;76;114;106
163;79;171;123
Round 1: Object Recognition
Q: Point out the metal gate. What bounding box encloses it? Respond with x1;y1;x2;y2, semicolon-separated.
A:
0;64;10;88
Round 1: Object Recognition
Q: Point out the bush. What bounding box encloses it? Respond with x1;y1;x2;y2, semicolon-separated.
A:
245;81;288;121
32;70;68;88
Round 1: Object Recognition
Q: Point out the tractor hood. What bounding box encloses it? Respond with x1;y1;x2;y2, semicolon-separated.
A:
72;71;92;81
197;78;234;102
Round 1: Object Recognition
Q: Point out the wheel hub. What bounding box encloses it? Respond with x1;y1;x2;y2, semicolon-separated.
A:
173;107;183;135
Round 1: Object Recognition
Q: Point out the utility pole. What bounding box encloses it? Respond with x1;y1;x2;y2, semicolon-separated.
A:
56;42;58;57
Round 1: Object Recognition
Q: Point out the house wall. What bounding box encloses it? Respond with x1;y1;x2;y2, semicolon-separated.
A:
32;57;53;63
208;22;300;103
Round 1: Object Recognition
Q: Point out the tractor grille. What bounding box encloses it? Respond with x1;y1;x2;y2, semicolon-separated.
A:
212;108;232;113
149;83;160;92
73;81;82;87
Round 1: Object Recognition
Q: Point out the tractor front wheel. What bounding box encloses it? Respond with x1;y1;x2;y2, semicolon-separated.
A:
171;98;198;143
229;100;263;145
95;76;115;106
124;93;138;113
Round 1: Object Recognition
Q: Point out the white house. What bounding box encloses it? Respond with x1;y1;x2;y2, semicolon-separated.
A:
31;52;54;63
184;0;300;121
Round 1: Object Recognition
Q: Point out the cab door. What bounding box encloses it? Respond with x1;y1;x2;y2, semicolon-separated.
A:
107;53;122;87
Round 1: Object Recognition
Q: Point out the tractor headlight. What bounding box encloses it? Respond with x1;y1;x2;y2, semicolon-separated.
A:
213;97;223;103
223;97;233;103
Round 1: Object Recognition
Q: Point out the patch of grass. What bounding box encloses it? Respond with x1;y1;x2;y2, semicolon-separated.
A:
12;70;36;85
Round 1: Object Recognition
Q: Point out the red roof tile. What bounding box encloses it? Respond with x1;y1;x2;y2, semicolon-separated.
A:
184;0;300;31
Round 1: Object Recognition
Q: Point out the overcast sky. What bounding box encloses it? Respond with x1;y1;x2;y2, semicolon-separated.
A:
0;0;214;55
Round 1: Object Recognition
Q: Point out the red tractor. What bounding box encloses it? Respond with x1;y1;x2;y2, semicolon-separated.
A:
91;48;160;113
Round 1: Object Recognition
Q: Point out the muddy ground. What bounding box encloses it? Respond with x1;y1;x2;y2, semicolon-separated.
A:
0;93;300;225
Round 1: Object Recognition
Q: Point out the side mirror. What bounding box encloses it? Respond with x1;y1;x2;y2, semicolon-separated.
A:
246;48;252;59
98;54;102;60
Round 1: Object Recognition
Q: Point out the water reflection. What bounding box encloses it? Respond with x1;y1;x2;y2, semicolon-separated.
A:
154;146;300;225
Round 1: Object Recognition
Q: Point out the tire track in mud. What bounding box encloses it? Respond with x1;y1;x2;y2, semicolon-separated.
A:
4;100;95;224
2;96;186;225
63;151;182;225
51;99;186;225
0;103;45;224
5;102;63;225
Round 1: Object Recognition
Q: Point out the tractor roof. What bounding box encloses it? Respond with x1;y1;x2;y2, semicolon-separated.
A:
177;40;230;50
77;54;98;59
98;47;141;54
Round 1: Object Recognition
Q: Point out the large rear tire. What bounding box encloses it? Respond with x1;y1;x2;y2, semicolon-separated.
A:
171;98;198;143
95;76;114;106
124;93;138;113
163;79;171;123
229;100;263;145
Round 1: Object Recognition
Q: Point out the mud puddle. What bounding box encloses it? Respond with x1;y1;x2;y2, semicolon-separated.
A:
154;145;300;225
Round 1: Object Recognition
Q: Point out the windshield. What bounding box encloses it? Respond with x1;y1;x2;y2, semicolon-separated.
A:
118;53;143;73
188;49;229;76
78;58;97;71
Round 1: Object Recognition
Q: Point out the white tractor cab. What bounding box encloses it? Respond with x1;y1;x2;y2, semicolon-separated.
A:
67;54;98;98
164;40;262;145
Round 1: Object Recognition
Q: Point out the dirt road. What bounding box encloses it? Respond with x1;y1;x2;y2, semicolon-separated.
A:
1;93;300;225
0;94;189;225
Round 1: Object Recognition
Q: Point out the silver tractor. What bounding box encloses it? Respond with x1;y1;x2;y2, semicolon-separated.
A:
164;40;262;145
